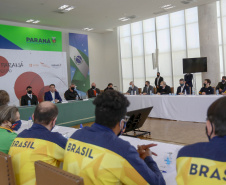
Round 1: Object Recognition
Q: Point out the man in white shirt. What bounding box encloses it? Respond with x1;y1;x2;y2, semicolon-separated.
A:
44;84;62;103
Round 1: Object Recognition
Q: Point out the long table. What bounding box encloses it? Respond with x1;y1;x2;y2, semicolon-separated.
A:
18;99;95;127
126;95;222;122
16;121;183;185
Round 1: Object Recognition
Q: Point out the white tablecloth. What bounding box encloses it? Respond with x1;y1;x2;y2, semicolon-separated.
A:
16;121;183;185
126;95;222;122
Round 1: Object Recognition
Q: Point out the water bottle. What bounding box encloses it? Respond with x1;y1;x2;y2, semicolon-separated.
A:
52;100;55;104
192;90;195;95
28;100;31;106
184;90;187;96
150;90;152;95
80;124;83;129
163;152;173;173
134;91;136;95
76;95;78;100
131;91;133;95
216;89;219;95
28;116;33;129
96;93;98;96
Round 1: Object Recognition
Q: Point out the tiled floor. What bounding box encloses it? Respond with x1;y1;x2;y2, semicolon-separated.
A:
73;118;208;146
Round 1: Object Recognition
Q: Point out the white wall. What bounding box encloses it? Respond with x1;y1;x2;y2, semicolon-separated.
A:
0;20;121;91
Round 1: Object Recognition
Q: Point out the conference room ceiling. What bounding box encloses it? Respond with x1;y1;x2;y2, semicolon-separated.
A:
0;0;217;33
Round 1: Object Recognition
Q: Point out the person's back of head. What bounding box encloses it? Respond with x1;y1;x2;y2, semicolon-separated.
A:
207;96;226;137
0;105;18;128
33;101;58;127
93;90;130;129
0;90;10;106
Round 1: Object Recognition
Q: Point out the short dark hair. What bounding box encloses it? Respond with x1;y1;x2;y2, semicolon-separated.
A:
205;79;211;85
0;90;10;106
93;90;130;129
157;72;160;74
108;83;113;87
222;76;226;80
145;81;150;85
26;86;32;90
49;84;55;87
180;79;184;82
34;102;58;125
207;97;226;136
0;106;18;125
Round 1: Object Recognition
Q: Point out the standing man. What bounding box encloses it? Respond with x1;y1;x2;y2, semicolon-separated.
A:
142;81;154;95
199;79;214;95
176;79;190;95
87;82;101;98
155;72;164;92
157;81;171;95
216;76;226;94
126;81;139;95
21;86;38;106
44;84;62;103
64;84;80;100
184;73;193;92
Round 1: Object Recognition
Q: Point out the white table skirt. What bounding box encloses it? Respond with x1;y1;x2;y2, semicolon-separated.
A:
16;121;183;185
126;95;222;122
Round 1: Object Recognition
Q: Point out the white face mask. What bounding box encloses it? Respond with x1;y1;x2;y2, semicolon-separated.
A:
130;85;132;88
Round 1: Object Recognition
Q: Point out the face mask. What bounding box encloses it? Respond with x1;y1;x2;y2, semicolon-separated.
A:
11;120;22;131
157;75;160;77
117;119;127;137
145;84;147;87
130;85;132;88
204;83;207;87
222;80;225;83
28;90;32;94
108;87;113;90
71;87;75;90
180;83;184;87
92;86;95;89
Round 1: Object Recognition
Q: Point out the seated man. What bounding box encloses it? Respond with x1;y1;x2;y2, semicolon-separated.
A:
104;83;114;92
64;83;80;100
157;81;171;95
9;101;67;185
126;81;139;95
87;82;101;98
0;90;10;106
44;84;62;103
176;96;226;185
216;76;226;94
199;79;214;95
176;79;190;95
63;90;165;185
142;81;154;95
21;86;38;106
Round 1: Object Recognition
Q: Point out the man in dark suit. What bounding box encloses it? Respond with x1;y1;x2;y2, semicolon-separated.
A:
216;76;226;94
176;79;190;95
44;84;62;103
104;83;114;92
155;72;163;92
142;81;154;95
87;83;101;98
199;79;214;95
157;81;171;95
21;86;38;106
64;84;80;100
184;73;193;92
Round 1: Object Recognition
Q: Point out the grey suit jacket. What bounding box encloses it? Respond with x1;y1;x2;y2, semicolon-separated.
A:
127;86;139;95
142;85;154;94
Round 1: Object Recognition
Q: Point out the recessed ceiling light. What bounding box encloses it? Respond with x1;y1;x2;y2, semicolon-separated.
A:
64;6;75;11
119;17;130;22
58;5;69;10
32;20;40;24
161;4;172;9
26;19;34;23
83;28;93;31
164;6;176;10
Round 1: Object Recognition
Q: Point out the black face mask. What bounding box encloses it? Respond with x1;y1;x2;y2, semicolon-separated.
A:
71;87;75;90
157;75;160;77
108;87;113;90
92;86;95;89
204;83;207;88
145;84;147;87
28;90;32;94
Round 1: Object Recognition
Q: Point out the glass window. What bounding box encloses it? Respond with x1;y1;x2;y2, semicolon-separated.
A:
143;18;155;32
120;24;131;38
131;21;143;35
